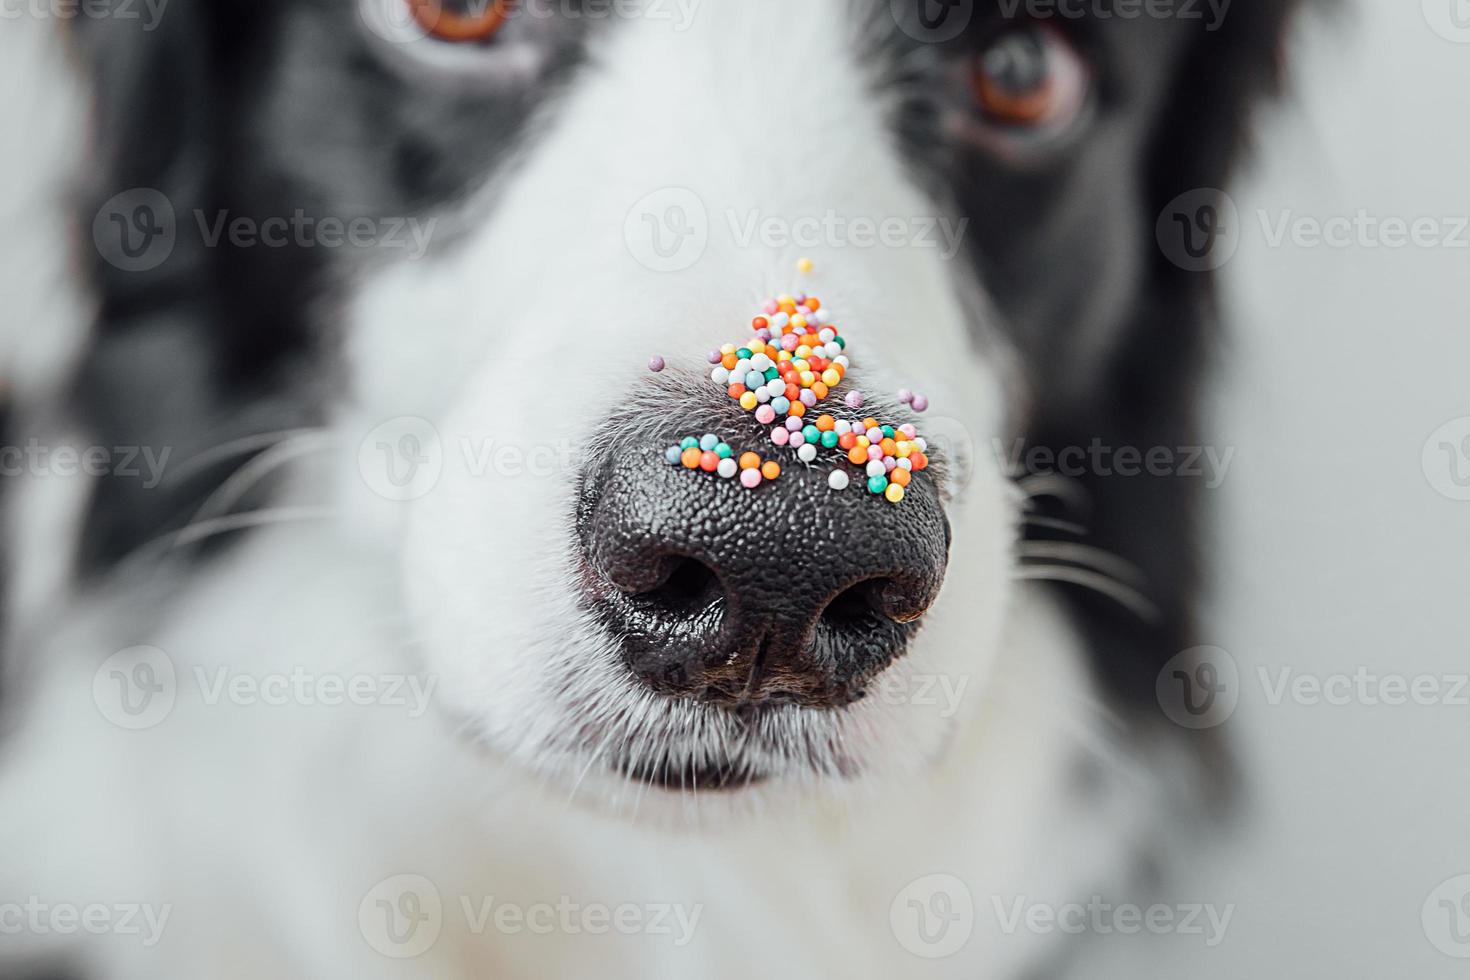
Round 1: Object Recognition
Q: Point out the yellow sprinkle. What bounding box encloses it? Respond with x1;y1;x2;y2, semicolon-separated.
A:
797;257;814;274
885;483;905;503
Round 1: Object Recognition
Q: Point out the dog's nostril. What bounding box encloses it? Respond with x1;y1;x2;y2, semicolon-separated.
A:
821;581;889;631
822;577;934;630
633;556;722;615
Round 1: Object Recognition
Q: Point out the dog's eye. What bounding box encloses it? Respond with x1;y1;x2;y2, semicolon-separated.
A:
971;25;1088;130
409;0;513;43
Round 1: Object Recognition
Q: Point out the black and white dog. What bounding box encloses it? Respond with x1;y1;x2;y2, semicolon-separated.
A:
0;0;1299;976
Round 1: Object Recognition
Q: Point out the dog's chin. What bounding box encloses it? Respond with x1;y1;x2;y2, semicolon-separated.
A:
600;701;867;794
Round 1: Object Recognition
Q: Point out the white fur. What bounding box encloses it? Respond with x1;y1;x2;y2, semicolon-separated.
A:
0;16;98;641
0;2;1160;976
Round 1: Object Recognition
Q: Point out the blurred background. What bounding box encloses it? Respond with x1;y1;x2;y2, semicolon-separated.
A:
1097;0;1470;974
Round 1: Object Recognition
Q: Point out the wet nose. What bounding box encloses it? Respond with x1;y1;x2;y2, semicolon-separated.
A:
579;420;950;708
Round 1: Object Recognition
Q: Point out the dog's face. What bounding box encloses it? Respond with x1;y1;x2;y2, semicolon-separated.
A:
68;0;1296;804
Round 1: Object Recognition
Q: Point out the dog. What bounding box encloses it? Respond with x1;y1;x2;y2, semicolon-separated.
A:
0;0;1301;976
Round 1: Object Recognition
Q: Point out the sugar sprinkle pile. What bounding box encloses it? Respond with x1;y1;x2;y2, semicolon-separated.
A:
659;261;931;503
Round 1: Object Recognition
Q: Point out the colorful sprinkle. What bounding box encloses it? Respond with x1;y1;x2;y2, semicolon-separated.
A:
664;279;935;503
648;355;666;372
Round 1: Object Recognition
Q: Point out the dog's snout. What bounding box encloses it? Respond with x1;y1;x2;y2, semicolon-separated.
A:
581;426;950;708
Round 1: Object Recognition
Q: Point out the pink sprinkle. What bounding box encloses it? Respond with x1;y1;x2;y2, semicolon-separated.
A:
648;355;665;372
884;457;897;471
755;404;776;424
771;427;790;446
756;329;772;341
897;388;913;404
762;300;779;315
867;444;884;461
898;423;918;438
785;417;803;432
740;468;763;489
844;390;864;410
789;430;806;447
866;427;883;442
911;394;929;412
799;390;817;407
707;350;722;364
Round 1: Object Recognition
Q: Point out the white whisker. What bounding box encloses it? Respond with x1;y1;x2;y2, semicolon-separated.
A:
1016;541;1149;588
1012;564;1162;625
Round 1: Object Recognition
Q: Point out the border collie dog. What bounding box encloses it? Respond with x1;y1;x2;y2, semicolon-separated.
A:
0;1;1299;976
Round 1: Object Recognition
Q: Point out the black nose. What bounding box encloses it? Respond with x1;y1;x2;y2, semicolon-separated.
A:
579;416;950;708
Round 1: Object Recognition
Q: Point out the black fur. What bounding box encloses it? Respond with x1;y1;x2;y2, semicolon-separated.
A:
881;2;1301;766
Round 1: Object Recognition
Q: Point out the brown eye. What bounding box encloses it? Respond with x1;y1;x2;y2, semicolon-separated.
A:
971;26;1088;130
409;0;514;43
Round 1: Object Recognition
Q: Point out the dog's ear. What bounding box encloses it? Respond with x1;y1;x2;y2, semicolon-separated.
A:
1031;4;1314;772
72;1;259;314
1146;3;1309;277
63;3;324;573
